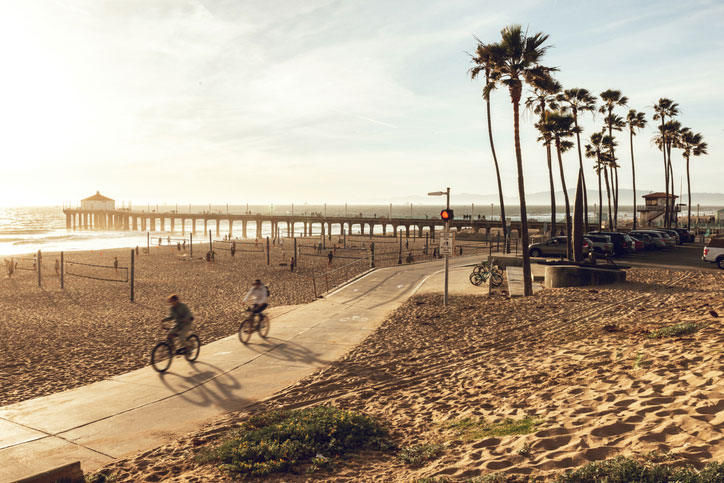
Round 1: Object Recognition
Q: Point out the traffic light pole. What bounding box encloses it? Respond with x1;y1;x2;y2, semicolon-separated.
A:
444;187;449;307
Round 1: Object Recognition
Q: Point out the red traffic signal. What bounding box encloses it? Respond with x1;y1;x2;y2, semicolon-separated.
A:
440;209;454;221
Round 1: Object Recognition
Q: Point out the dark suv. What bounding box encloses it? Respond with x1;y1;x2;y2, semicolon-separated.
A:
671;228;693;243
587;231;634;256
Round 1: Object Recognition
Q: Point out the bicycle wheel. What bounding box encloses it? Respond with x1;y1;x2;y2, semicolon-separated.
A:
238;318;253;344
258;316;270;338
490;272;503;287
151;342;173;373
184;334;200;361
469;272;484;286
472;265;484;275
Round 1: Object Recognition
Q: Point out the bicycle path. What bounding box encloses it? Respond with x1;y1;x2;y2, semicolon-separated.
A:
0;254;489;482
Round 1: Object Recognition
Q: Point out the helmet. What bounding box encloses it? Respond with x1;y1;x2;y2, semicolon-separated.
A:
253;279;262;285
167;294;179;303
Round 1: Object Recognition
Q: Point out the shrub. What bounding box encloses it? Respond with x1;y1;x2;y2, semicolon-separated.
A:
648;322;700;339
556;455;724;482
196;406;389;476
399;443;444;466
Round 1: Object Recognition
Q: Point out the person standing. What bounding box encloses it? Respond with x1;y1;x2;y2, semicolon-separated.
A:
113;257;119;272
327;250;333;266
54;259;60;276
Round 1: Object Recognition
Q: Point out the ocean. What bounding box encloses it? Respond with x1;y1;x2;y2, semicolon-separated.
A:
1;204;718;257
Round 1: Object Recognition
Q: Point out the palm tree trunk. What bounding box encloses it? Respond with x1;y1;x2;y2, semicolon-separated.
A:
608;110;618;229
484;80;508;250
614;167;619;229
661;118;669;226
668;154;675;226
546;144;556;236
510;84;532;296
597;162;603;230
555;139;572;260
572;170;584;262
686;154;691;229
630;129;637;230
604;167;612;229
573;116;588;232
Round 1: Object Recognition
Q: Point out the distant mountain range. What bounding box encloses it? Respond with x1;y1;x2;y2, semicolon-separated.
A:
388;190;724;206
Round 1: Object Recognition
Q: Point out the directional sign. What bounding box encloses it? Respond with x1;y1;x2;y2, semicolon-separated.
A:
439;232;454;255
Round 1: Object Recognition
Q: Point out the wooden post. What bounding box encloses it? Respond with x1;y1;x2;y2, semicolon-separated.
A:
266;237;270;265
425;232;429;257
37;250;41;287
488;254;493;296
190;233;193;258
130;249;135;302
60;251;64;289
209;229;212;257
398;235;402;264
147;231;150;254
370;242;375;268
293;237;297;271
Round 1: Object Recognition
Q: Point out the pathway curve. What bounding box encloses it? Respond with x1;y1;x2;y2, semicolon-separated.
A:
0;254;486;482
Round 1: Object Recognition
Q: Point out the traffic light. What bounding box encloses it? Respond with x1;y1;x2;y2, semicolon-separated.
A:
440;209;454;221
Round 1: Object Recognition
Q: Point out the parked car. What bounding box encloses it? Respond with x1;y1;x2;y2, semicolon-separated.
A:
653;228;680;244
631;230;667;249
672;228;693;243
630;233;655;250
586;231;634;256
702;235;724;269
584;234;614;256
655;231;677;247
629;236;644;251
529;236;593;258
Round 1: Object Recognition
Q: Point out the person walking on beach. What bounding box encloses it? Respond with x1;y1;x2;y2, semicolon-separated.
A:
231;241;236;257
113;257;119;272
182;240;186;251
290;256;295;272
162;295;194;354
327;250;333;266
243;279;269;323
54;259;60;276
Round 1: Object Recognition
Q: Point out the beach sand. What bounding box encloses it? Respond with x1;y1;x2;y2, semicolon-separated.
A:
0;236;489;407
86;266;724;481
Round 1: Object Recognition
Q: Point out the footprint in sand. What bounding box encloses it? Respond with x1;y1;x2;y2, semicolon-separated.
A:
591;422;635;438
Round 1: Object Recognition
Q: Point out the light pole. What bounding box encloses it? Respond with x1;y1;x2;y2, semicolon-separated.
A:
428;187;450;306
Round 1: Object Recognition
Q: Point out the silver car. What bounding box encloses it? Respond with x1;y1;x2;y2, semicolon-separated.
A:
529;236;593;258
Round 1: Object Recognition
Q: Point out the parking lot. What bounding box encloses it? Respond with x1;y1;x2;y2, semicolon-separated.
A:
609;242;715;272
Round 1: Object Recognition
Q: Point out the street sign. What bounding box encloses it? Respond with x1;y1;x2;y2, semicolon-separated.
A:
439;232;454;255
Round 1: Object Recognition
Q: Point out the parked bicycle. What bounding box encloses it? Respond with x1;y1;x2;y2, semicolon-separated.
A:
469;259;503;287
238;305;270;344
151;322;201;372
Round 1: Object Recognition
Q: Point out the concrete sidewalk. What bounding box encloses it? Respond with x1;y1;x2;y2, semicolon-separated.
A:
0;255;484;482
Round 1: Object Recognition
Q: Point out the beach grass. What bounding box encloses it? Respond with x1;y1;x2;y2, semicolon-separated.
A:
556;455;724;482
398;443;444;467
648;321;700;339
445;416;542;440
195;406;390;477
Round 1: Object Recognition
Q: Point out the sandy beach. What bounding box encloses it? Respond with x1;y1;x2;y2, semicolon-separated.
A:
0;235;489;407
83;266;724;481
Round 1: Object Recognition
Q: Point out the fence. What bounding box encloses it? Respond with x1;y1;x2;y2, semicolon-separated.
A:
309;259;369;298
65;260;129;283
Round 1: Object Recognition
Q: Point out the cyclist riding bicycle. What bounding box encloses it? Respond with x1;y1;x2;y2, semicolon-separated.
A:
162;294;194;354
243;279;269;324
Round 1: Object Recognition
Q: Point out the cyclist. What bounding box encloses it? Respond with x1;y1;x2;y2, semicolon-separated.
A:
243;279;269;324
162;294;194;354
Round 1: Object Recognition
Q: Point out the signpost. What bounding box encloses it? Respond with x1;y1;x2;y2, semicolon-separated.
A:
439;232;454;256
429;187;451;306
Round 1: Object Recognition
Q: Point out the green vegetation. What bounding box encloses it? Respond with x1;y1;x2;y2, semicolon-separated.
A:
399;443;444;467
633;352;652;369
556;455;724;482
648;321;700;339
446;416;541;440
85;472;117;483
196;406;390;477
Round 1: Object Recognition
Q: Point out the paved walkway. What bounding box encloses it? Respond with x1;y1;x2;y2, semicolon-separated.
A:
0;254;488;482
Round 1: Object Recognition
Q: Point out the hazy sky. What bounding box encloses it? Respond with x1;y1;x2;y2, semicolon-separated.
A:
1;0;722;206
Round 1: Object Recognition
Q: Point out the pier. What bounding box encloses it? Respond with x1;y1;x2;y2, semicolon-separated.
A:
61;208;548;239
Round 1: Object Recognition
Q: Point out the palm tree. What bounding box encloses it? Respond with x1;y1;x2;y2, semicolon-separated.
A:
652;98;679;226
585;132;606;230
484;25;555;296
557;88;596;232
665;120;682;226
676;128;708;229
600;112;625;227
526;76;561;236
537;111;574;259
599;90;628;229
601;131;619;229
625;109;647;229
470;42;508;249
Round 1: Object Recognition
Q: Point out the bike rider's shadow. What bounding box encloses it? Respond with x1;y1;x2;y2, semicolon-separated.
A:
243;337;331;367
156;360;248;410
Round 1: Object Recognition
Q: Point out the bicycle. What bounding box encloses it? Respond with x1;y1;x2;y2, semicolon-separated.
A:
469;260;503;287
151;322;201;373
238;305;270;344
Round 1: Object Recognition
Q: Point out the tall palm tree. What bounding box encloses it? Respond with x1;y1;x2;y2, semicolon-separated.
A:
470;42;508;249
600;112;625;227
599;90;628;229
601;131;619;229
676;128;708;229
585;132;606;230
557;88;596;232
526;76;561;236
625;109;647;229
537;111;574;259
652;98;679;226
484;25;555;296
665;120;682;226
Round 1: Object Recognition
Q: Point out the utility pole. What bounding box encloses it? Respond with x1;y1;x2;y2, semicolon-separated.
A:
444;187;450;306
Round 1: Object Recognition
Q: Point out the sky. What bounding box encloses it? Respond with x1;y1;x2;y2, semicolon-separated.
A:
0;0;722;206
